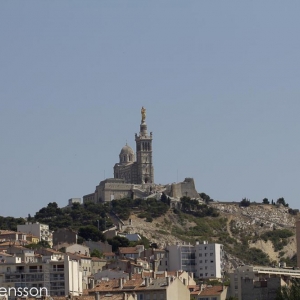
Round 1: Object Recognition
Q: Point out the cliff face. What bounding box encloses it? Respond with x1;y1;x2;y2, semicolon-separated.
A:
121;202;298;269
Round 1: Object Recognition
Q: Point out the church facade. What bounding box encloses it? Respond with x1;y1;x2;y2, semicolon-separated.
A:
83;107;154;203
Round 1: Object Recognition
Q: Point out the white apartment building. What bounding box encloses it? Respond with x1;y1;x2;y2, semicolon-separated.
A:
17;222;53;247
194;241;224;279
0;254;82;298
166;241;224;279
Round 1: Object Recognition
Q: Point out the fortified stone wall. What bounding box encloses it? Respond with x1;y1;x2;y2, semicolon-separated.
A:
170;178;199;199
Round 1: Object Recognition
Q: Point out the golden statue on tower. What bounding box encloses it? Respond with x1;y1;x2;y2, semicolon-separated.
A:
141;106;146;123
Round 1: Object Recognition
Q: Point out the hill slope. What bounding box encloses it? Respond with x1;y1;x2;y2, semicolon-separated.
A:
119;202;298;270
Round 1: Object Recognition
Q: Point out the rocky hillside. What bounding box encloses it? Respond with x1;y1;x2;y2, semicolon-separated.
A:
120;202;298;270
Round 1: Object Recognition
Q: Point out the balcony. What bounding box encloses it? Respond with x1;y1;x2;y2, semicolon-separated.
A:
52;268;64;272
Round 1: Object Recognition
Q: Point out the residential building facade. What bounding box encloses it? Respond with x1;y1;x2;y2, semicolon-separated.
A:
17;223;53;247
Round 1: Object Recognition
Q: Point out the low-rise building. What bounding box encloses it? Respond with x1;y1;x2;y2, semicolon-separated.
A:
0;230;27;242
89;276;190;300
91;257;107;274
84;240;112;254
26;234;40;244
94;269;129;281
191;285;228;300
66;244;90;256
228;265;300;300
118;245;144;259
53;228;77;246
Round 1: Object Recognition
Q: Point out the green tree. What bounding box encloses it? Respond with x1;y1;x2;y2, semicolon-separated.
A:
78;225;105;242
240;198;250;207
276;278;300;300
276;197;289;206
199;192;212;203
262;198;269;204
107;236;130;252
90;249;103;258
25;240;51;249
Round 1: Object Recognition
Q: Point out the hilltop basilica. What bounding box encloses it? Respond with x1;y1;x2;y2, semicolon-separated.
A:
114;106;154;185
83;107;199;203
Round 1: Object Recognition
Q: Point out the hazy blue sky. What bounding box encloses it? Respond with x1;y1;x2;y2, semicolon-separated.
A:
1;1;300;217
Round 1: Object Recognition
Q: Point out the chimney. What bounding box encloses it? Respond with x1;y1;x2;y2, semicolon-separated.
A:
166;276;170;286
129;272;132;280
89;278;95;289
176;271;179;278
95;292;100;300
119;278;123;289
145;277;150;287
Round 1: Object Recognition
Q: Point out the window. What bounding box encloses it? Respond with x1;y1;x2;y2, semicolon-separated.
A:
139;294;144;300
210;253;213;256
199;253;202;257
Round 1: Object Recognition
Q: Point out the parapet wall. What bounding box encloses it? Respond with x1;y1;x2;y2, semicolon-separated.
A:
170;178;199;199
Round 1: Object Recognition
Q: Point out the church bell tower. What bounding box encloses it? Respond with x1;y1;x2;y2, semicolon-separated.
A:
135;107;154;184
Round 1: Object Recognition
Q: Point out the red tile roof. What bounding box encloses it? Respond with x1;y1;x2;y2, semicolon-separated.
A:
199;285;225;296
119;247;138;254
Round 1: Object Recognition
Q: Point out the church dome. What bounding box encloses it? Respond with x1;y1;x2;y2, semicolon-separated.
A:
119;144;135;164
120;144;134;156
